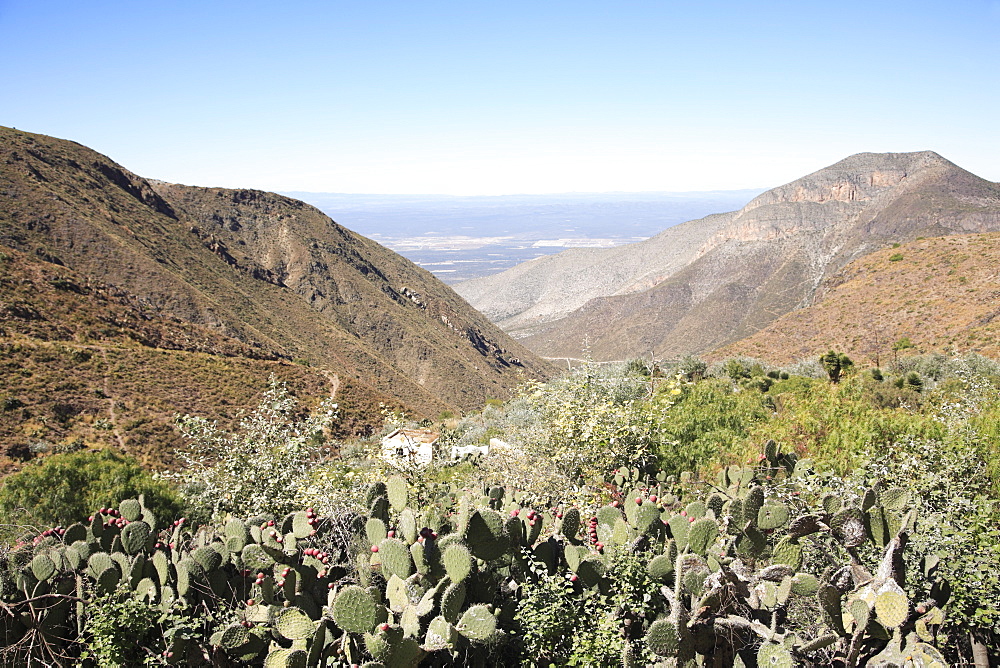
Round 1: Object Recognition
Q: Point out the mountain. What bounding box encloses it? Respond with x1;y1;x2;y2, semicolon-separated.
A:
714;232;1000;365
0;127;551;469
457;151;1000;360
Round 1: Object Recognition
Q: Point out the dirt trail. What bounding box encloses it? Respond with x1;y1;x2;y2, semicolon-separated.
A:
97;347;127;451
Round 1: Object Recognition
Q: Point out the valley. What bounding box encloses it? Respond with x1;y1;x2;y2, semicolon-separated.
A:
287;190;764;282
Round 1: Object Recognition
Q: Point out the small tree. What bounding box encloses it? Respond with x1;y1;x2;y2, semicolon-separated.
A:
820;350;853;383
893;336;915;364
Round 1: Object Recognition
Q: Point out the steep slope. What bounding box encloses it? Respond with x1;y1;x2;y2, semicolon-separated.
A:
714;233;1000;365
478;152;1000;360
0;127;552;441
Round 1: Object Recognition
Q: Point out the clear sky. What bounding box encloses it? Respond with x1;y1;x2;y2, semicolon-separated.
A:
2;1;998;195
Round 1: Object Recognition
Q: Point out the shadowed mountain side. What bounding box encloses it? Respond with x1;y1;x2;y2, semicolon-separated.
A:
484;151;1000;361
714;233;1000;365
0;127;552;431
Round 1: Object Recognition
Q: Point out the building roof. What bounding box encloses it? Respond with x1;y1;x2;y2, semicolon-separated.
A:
383;428;439;444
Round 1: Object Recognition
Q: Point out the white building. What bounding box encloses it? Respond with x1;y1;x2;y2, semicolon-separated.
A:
381;428;439;467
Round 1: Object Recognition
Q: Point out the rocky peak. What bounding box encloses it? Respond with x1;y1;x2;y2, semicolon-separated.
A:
743;151;951;210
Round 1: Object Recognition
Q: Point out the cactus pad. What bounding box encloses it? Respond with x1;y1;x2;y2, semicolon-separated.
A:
118;498;142;521
333;584;378;634
443;543;472;583
87;552;114;577
687;518;719;556
399;508;418;544
457;603;496;641
684;501;707;519
463;508;507;561
577;556;606;587
770;536;803;570
289;512;313;539
757;642;794;667
874;587;908;629
275;607;316;640
387;475;408;511
386;574;409;613
596;505;621;527
790;572;819;597
366;517;388;546
667;514;690;549
736;527;766;559
645;618;679;657
219;623;251;649
424;615;458;651
63;523;87;544
379;537;414;580
634;502;662;534
787;513;822;538
263;648;306;668
831;507;866;548
560;507;581;540
849;598;870;629
757;503;789;530
121;521;151;555
192;545;223;573
818;583;847;636
241;544;275;571
30;553;56;582
647;554;674;582
440;581;466;623
880;486;910;511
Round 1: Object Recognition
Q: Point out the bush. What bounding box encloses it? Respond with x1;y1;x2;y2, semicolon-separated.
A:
865;434;1000;656
170;378;338;521
654;378;773;474
0;448;182;538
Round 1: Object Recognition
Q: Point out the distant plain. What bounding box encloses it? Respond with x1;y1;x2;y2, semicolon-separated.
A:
287;190;765;282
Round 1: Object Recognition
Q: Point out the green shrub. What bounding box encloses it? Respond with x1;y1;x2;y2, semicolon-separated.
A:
79;585;164;667
654;378;772;474
0;448;182;537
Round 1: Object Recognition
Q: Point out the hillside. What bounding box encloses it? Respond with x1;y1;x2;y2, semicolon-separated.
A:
0;127;552;469
459;151;1000;360
714;232;1000;365
0;244;350;472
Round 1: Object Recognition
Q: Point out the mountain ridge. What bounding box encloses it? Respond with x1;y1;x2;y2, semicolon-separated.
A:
457;151;1000;360
0;127;552;468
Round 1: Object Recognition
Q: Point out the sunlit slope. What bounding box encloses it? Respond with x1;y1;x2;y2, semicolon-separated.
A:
0;127;553;464
715;232;1000;364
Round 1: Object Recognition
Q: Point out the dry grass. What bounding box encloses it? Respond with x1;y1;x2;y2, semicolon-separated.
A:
716;232;1000;365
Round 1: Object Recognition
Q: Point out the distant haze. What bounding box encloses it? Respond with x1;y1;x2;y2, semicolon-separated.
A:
288;190;765;282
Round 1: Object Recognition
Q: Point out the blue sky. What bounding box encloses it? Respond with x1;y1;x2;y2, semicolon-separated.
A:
2;1;998;195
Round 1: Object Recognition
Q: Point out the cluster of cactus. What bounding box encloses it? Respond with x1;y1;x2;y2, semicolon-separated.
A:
633;440;950;667
1;443;953;667
0;493;361;665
